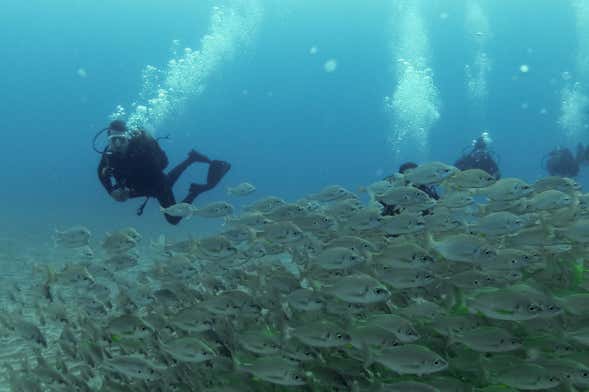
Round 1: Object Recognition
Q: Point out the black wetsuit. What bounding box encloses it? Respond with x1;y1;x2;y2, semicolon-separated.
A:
546;147;580;177
98;131;224;225
454;148;501;179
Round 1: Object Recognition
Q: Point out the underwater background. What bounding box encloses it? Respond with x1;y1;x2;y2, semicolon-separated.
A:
0;0;586;243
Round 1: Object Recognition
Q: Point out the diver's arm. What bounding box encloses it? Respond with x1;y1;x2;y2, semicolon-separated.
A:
98;155;130;201
98;155;114;194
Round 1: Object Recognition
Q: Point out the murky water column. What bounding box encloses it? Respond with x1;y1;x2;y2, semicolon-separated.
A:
385;0;440;164
559;0;589;140
464;0;491;116
111;0;263;131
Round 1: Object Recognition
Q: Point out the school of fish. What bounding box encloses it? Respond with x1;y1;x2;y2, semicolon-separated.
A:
1;162;589;391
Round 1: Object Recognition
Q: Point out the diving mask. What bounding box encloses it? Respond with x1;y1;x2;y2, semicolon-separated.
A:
108;132;130;153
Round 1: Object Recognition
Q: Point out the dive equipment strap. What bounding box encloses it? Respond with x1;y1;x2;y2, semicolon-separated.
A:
137;197;150;216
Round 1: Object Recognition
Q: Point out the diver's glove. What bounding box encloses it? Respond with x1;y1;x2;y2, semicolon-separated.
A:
110;187;130;202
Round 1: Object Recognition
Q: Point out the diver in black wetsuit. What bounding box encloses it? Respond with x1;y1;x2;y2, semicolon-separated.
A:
381;161;440;217
454;134;501;179
543;145;584;178
97;120;231;225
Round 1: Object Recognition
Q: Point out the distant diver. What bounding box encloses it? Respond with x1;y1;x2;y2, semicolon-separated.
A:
381;161;440;217
543;144;583;178
454;132;501;179
95;120;231;225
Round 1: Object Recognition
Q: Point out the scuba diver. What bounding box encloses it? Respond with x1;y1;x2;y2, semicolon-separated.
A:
95;120;231;225
543;144;583;178
381;161;440;217
454;132;501;179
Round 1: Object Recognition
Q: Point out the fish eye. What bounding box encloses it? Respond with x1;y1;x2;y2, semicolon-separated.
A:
473;280;480;286
433;359;442;366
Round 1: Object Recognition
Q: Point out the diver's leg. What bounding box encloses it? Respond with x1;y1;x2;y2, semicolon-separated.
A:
206;160;231;189
167;150;212;187
156;186;182;226
181;184;210;205
176;159;231;205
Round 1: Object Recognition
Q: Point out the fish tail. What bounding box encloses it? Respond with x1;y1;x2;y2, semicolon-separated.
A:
222;216;231;226
425;231;435;249
46;266;56;285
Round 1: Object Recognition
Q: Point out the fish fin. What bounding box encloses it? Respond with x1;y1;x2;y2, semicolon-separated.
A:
51;227;62;247
362;342;374;370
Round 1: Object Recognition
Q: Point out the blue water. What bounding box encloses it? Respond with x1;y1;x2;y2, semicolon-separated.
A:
0;0;585;243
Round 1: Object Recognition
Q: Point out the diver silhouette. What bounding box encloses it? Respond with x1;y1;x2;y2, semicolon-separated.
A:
454;134;500;179
96;120;230;225
543;144;584;178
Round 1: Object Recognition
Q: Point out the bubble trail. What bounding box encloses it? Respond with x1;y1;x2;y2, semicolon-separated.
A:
110;0;263;132
559;0;589;140
385;0;440;163
464;0;491;108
